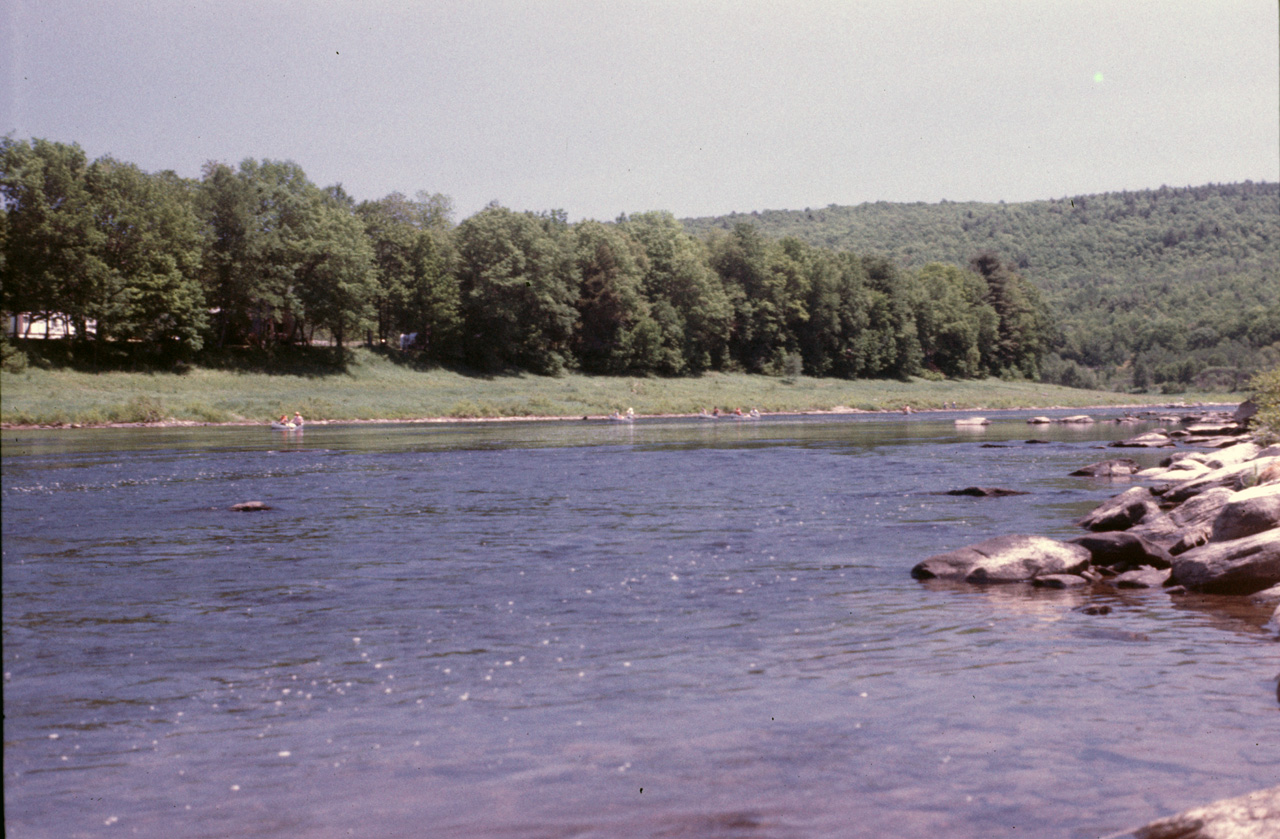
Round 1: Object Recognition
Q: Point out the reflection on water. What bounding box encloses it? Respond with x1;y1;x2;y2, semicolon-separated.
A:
3;411;1278;839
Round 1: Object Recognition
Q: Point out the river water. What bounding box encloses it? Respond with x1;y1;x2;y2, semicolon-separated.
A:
3;410;1277;838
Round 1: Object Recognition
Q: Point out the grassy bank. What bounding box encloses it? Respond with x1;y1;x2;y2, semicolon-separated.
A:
0;348;1238;427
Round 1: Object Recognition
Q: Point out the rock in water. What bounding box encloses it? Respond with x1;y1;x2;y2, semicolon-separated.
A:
1070;532;1173;570
1209;484;1280;542
1115;784;1280;839
944;487;1029;497
1071;458;1141;478
1077;487;1164;532
1170;530;1280;595
911;534;1091;583
230;501;272;512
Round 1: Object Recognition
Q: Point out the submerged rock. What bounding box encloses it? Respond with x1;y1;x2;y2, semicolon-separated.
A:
1113;566;1172;588
911;534;1091;584
944;486;1029;497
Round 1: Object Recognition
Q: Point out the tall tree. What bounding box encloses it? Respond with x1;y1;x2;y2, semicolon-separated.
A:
84;158;207;352
0;138;105;338
455;204;578;373
620;211;731;374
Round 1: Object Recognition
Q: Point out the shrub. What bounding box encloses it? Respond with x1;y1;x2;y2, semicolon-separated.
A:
1248;366;1280;443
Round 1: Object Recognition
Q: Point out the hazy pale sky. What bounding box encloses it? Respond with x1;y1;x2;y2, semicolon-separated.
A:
3;1;1277;221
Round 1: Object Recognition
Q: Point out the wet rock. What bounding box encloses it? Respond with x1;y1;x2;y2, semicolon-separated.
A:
1184;421;1245;436
1113;566;1171;588
1170;530;1280;595
1059;415;1094;424
1077;486;1164;532
955;417;990;427
1209;484;1280;542
1025;439;1052;445
1077;604;1112;615
911;534;1092;583
944;487;1029;497
1070;532;1173;570
1110;431;1175;449
1033;574;1090;588
1117;784;1280;839
1249;583;1280;604
230;501;272;512
1027;416;1053;424
1071;458;1141;478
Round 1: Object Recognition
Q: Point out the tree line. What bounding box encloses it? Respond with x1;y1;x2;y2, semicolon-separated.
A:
1;137;1049;379
685;182;1280;392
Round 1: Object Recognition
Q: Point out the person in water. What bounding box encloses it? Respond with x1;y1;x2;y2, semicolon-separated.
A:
293;412;304;427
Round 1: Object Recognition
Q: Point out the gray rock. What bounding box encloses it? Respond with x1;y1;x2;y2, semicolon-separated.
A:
1210;484;1280;542
1071;458;1141;477
1113;566;1172;588
1248;583;1280;604
945;486;1029;497
1161;456;1280;503
230;501;272;512
1115;784;1280;839
1204;442;1262;470
1110;431;1175;449
1170;530;1280;595
911;534;1092;583
1033;574;1090;588
1027;416;1053;424
1130;487;1235;551
1070;532;1174;570
1078;486;1164;532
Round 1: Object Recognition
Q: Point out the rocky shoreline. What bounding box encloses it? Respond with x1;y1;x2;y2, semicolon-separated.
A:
912;405;1280;838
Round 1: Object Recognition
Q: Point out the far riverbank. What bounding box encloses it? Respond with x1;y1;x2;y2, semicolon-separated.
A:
1;348;1241;429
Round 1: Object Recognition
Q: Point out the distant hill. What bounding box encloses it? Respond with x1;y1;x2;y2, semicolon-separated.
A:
683;182;1279;389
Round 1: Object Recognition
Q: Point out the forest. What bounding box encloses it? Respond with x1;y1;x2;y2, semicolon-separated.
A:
685;182;1279;391
2;137;1274;392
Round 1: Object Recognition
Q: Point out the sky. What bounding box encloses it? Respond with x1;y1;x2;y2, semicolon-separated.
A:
2;0;1277;222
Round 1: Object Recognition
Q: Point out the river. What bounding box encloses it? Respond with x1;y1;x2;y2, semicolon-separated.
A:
3;410;1277;838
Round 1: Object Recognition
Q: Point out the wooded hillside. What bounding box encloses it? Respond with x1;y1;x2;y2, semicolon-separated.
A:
684;182;1279;391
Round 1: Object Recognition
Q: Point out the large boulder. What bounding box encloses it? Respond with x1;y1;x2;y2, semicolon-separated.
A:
1160;456;1280;503
1077;486;1165;532
911;534;1091;583
1130;487;1235;551
1070;532;1173;570
1170;530;1280;594
1210;484;1280;543
1119;784;1280;839
1204;441;1262;471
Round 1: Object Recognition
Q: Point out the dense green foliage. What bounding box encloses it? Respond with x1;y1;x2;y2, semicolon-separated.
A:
1250;366;1280;443
7;137;1269;391
684;183;1279;391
